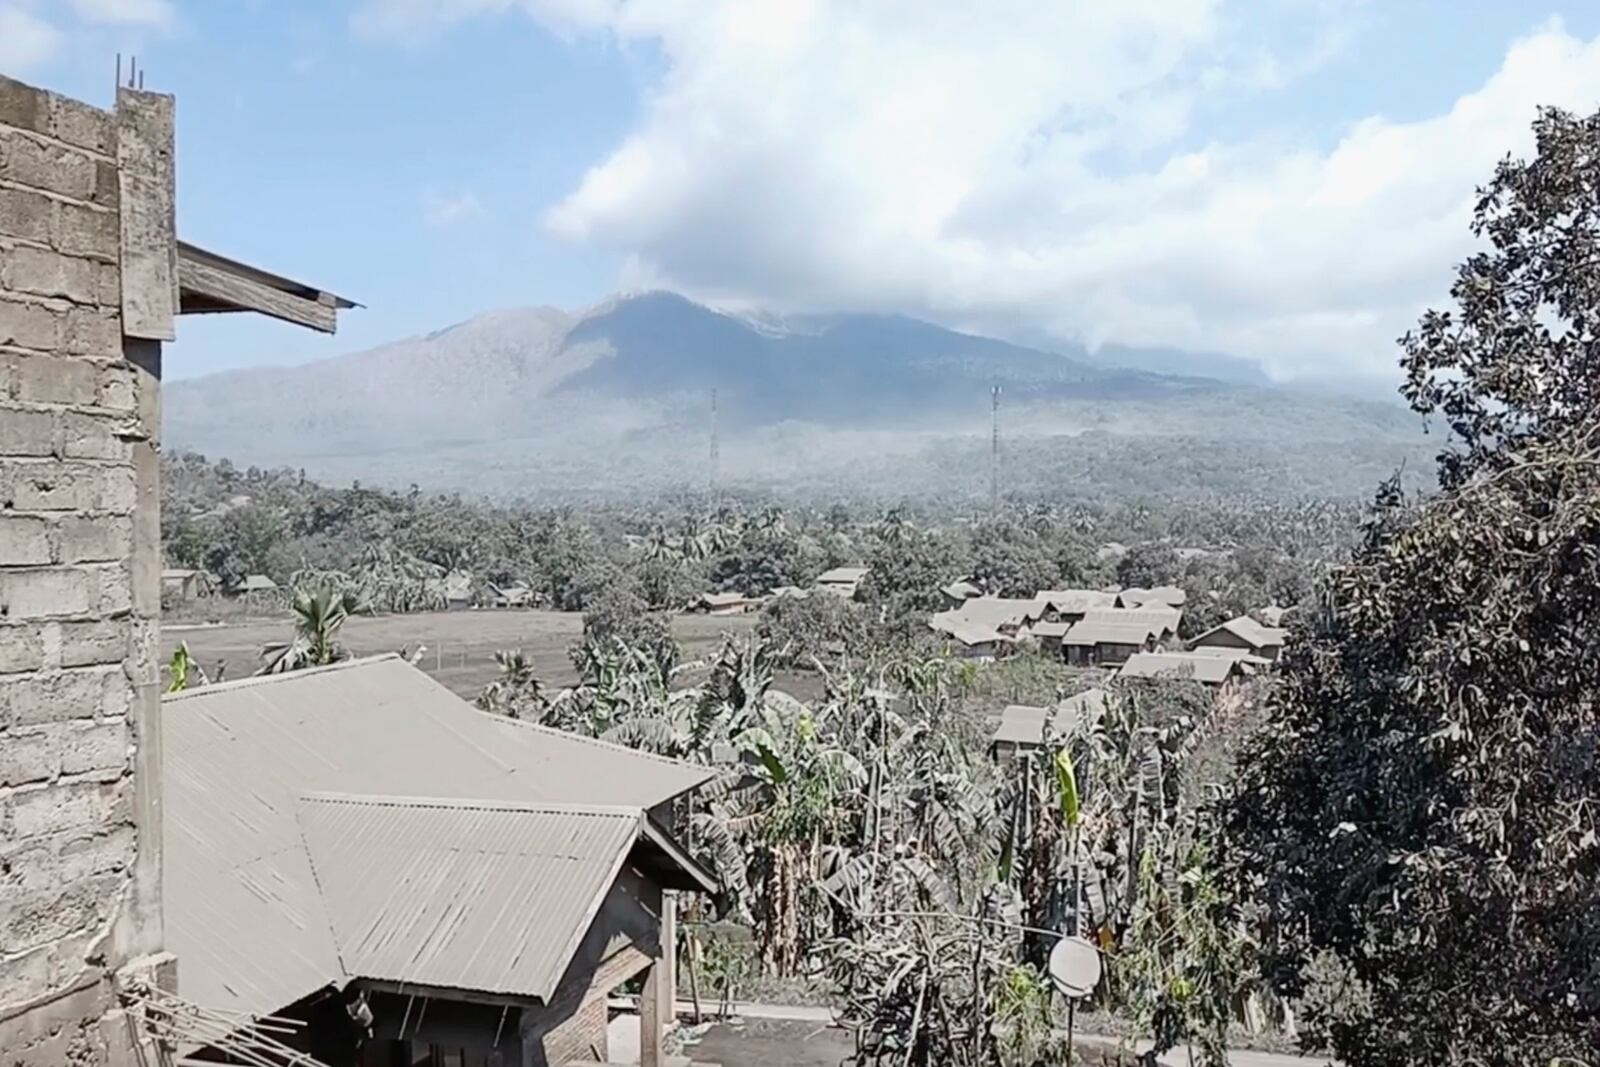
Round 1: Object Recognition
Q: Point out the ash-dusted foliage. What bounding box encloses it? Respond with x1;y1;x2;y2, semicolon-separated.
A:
1229;105;1600;1067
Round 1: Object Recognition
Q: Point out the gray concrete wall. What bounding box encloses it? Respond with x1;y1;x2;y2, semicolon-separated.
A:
0;72;165;1064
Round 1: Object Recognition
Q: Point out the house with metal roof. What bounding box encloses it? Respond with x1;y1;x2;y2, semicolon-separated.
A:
1033;588;1119;621
1117;651;1251;686
1191;614;1288;661
690;590;762;615
1059;607;1182;665
163;654;715;1067
814;565;869;598
989;688;1108;761
1117;585;1188;609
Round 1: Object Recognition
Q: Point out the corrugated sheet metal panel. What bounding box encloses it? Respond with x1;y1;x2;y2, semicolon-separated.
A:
299;795;638;1001
990;689;1106;746
163;656;710;1017
1118;652;1236;684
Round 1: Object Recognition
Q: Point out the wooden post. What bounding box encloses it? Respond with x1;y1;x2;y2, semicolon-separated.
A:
640;960;662;1067
659;891;678;1032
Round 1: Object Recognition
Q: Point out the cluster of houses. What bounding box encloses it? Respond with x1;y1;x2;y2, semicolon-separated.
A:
161;567;278;602
688;565;869;616
932;580;1288;688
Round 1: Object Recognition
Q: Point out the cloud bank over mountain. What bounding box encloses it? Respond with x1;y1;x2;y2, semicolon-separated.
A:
353;2;1600;386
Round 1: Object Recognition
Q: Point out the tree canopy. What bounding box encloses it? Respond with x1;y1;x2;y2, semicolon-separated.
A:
1228;104;1600;1066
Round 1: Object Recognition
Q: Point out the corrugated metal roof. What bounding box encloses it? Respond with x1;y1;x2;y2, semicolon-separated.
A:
817;566;869;584
1034;589;1118;615
1117;585;1188;608
1066;607;1182;643
990;688;1107;747
164;655;714;1018
299;794;640;1001
950;596;1047;630
929;612;1002;647
1063;619;1160;646
1194;615;1287;650
1117;652;1240;684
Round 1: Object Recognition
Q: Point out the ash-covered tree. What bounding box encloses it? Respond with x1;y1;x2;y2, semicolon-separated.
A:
1227;106;1600;1066
1116;540;1181;589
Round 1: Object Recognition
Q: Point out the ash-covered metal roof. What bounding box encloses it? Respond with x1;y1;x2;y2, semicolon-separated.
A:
299;795;642;1001
990;688;1108;748
163;655;714;1018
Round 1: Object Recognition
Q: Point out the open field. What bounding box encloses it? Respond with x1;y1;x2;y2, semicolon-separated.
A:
161;608;758;698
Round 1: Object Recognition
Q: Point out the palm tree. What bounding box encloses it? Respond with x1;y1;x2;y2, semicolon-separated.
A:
476;650;548;721
258;588;362;674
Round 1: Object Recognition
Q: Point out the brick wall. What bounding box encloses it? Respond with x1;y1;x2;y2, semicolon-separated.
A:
527;996;609;1067
0;73;160;1064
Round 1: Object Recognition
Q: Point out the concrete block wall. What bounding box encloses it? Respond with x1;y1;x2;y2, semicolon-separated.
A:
0;73;159;1064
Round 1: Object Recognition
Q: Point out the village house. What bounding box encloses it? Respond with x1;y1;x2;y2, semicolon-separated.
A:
814;564;869;598
1033;588;1118;623
163;655;716;1067
1056;605;1183;666
1060;617;1160;666
939;577;983;607
0;72;353;1064
1116;585;1188;609
1117;650;1251;687
928;614;1009;661
1191;614;1288;661
490;581;534;608
160;566;217;601
989;688;1108;761
232;572;280;596
691;590;761;616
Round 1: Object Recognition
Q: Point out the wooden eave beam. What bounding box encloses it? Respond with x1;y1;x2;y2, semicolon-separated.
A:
178;253;339;334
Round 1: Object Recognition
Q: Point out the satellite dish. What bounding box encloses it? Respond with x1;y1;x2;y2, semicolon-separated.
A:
1047;935;1102;999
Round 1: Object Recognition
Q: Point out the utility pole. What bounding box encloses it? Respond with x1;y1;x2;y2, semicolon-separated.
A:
990;385;1001;515
709;387;720;499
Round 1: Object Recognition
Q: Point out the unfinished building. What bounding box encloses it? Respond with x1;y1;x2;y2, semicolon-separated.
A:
0;72;351;1063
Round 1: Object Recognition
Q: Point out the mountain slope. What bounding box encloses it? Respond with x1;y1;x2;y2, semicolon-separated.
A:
164;291;1424;497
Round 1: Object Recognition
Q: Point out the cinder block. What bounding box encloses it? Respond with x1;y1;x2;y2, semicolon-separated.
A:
0;184;54;245
63;306;121;357
59;721;128;778
0;567;94;619
0;872;120;955
0;513;52;564
57;619;128;668
47;93;114;157
93;561;133;616
55;514;131;564
0;727;57;786
0;296;63;351
60;411;132;461
0;623;43;672
0;461;138;513
0;75;47;136
6;779;106;838
1;243;100;304
52;202;117;261
1;668;126;727
97;363;135;410
55;825;135;885
0;132;97;201
0;406;56;457
1;351;100;406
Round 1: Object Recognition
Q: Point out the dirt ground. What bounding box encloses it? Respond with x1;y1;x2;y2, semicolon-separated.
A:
162;608;759;698
683;1018;856;1067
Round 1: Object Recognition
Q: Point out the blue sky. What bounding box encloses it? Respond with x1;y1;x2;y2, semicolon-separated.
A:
6;1;1600;384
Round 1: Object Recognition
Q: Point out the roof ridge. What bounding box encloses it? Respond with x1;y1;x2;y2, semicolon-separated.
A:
491;714;718;776
297;791;644;817
161;652;402;701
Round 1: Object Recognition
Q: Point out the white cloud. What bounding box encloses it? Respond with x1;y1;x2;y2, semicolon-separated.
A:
423;190;485;229
356;2;1600;383
0;5;62;70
